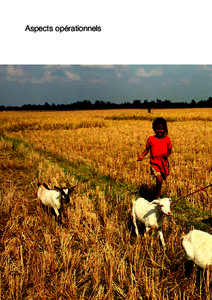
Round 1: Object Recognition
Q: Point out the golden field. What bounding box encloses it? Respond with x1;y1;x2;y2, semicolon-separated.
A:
0;108;212;299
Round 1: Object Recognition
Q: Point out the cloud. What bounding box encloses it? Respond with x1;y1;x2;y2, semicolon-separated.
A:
31;70;58;84
136;68;163;77
7;66;25;77
6;66;27;83
200;65;212;71
128;67;163;84
4;66;82;84
32;70;81;84
33;67;81;83
64;71;81;81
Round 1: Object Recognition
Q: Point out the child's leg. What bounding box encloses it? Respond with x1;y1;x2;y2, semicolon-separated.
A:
156;175;163;199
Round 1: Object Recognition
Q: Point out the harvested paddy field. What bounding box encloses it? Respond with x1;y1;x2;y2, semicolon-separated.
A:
0;108;212;299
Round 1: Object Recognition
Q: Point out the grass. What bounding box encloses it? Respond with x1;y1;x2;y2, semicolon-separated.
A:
0;108;212;299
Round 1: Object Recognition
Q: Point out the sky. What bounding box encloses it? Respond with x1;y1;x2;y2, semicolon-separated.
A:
1;1;212;108
1;65;212;107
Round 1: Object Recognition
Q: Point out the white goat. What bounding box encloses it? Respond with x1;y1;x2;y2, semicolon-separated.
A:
37;183;76;220
182;229;212;269
132;197;172;247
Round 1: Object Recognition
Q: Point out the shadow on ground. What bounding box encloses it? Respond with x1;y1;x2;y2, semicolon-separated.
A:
200;217;212;227
137;183;156;201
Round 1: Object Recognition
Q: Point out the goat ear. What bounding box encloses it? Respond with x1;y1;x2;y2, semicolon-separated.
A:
54;186;61;192
68;185;76;194
43;183;50;190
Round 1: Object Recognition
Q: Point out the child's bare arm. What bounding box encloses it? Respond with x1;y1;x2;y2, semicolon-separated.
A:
137;147;149;161
163;149;172;159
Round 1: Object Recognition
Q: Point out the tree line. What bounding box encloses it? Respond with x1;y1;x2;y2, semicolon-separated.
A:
1;97;212;111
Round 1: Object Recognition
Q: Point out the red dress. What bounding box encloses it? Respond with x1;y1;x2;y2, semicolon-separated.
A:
146;136;172;179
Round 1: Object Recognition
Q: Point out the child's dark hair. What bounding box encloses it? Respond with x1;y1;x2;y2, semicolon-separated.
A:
152;117;168;134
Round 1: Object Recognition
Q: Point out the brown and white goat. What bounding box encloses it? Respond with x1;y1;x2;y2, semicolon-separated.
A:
37;183;76;220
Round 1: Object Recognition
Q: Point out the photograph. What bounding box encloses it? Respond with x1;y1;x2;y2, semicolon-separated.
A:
1;1;212;299
0;64;212;299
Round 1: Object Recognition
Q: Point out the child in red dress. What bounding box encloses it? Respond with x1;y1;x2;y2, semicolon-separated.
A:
137;117;172;199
